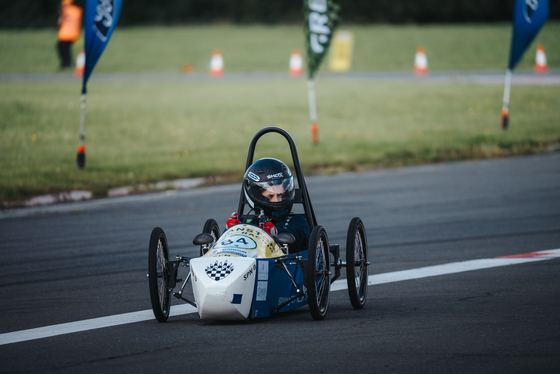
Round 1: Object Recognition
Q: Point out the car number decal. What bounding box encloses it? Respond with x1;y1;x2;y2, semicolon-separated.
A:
214;235;257;250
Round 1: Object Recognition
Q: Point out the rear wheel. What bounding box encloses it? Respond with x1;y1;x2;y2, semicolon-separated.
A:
148;227;171;322
200;219;220;256
346;217;368;309
305;226;330;320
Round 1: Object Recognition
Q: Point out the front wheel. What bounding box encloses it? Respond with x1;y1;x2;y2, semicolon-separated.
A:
200;219;220;256
346;217;368;309
148;227;171;322
305;226;330;320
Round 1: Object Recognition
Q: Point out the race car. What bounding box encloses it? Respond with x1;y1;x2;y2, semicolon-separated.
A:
148;127;369;321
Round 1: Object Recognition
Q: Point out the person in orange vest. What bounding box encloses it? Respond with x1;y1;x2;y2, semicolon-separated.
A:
57;0;82;69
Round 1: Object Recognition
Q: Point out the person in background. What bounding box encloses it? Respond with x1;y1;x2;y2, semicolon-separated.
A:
57;0;82;69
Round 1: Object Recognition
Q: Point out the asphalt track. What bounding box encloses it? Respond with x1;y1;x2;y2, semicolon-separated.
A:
1;70;560;85
1;153;559;373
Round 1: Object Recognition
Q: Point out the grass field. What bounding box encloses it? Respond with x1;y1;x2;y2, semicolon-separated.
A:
1;79;558;203
1;24;559;204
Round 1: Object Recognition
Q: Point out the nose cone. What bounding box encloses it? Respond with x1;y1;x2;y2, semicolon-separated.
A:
190;257;257;320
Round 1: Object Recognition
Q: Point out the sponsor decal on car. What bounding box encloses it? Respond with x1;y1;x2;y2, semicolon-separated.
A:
214;225;285;258
243;263;257;281
257;260;269;280
207;248;251;257
256;281;268;301
265;242;277;256
205;260;235;281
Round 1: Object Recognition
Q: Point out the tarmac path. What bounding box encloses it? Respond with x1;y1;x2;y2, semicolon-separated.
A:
0;153;559;373
1;70;560;85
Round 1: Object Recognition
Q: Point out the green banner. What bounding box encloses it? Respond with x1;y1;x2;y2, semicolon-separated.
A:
304;0;341;79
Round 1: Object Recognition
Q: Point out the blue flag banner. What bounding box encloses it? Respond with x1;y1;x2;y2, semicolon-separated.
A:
508;0;549;70
82;0;123;94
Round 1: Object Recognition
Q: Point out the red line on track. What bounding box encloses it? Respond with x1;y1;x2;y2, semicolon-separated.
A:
496;252;555;259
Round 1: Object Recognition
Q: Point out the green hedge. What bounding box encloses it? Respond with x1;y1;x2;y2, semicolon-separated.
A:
1;0;559;28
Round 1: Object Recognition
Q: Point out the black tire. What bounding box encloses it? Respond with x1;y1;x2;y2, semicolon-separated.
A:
305;226;330;320
346;217;368;309
200;219;220;256
148;227;171;322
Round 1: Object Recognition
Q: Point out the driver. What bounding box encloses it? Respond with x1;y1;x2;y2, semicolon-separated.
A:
226;158;310;253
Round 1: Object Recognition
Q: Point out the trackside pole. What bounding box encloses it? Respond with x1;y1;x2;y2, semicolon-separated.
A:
77;93;86;169
500;69;512;130
307;80;319;144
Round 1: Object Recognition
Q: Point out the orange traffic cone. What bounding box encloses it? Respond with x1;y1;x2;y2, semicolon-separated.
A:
414;47;429;75
534;43;548;74
74;50;85;78
210;49;224;77
289;49;303;77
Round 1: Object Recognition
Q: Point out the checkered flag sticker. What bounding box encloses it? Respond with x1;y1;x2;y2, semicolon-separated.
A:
205;260;235;281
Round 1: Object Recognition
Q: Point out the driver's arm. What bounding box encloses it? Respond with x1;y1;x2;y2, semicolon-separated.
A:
277;215;311;253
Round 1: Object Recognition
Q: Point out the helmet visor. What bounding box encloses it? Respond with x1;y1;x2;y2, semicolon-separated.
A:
250;177;295;204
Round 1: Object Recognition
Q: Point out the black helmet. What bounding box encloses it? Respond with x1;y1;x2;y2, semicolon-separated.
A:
243;158;295;220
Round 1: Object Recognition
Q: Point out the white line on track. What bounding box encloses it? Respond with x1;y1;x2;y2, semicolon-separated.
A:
1;248;559;346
